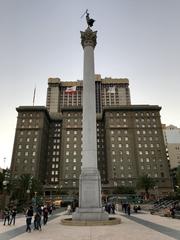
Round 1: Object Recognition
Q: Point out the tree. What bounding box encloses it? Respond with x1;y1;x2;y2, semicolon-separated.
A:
10;174;43;209
136;175;156;199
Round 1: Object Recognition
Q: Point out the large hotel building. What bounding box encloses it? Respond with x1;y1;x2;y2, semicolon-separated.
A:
10;75;172;196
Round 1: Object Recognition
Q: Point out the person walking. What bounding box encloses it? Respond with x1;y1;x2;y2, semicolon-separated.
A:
25;206;33;232
9;207;17;225
43;206;48;225
127;203;131;216
3;208;10;226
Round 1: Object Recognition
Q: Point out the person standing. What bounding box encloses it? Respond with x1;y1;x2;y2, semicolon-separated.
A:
25;206;33;232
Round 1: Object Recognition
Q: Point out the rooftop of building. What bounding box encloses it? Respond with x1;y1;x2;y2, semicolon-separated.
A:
48;74;129;86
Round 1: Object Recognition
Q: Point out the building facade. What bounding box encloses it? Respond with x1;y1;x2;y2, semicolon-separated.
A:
163;125;180;169
10;77;172;196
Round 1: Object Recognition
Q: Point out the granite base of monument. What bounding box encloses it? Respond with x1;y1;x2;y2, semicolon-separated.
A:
72;168;109;221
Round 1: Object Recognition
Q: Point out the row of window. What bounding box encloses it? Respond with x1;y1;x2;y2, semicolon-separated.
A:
17;151;36;156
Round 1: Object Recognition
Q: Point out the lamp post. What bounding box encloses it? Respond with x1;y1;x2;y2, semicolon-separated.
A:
26;176;33;206
34;191;37;207
3;157;6;169
154;185;159;201
2;169;10;209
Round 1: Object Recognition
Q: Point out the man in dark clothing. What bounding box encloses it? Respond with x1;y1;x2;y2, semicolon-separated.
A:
26;206;33;232
43;207;48;225
9;207;17;225
3;208;10;226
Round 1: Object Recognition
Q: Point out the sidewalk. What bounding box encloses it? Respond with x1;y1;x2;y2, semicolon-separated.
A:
0;210;180;240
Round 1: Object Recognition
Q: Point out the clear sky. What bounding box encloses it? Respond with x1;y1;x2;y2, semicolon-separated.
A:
0;0;180;168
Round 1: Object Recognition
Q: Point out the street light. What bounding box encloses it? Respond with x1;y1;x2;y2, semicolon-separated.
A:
26;176;33;205
154;185;159;201
2;169;10;208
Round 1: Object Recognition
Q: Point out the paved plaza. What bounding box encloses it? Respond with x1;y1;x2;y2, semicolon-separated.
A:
0;209;180;240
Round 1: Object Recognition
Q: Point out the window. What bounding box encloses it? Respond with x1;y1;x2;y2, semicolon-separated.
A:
73;166;76;170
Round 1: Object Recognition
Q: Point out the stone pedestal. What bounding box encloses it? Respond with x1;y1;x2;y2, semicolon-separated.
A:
73;168;108;221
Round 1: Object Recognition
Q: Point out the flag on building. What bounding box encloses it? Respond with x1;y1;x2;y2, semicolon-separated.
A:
65;86;77;94
107;86;116;94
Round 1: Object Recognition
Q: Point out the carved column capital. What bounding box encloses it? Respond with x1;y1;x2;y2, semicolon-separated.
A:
81;27;97;49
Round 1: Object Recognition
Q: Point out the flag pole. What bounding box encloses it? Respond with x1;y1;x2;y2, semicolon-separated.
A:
33;87;36;106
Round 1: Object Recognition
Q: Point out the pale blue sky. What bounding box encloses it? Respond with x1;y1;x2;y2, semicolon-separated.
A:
0;0;180;168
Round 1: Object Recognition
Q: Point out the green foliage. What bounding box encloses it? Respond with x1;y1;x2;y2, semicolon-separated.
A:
136;174;156;198
10;174;43;207
0;172;4;192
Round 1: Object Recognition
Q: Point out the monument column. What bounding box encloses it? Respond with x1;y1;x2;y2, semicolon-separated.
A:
72;18;108;221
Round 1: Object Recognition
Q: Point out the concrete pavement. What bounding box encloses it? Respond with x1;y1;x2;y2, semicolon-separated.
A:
0;209;180;240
